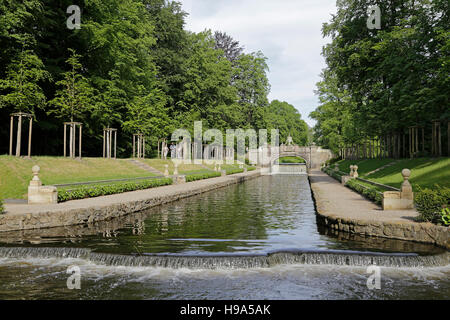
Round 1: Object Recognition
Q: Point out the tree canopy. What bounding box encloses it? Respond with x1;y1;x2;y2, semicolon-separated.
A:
0;0;309;156
310;0;449;155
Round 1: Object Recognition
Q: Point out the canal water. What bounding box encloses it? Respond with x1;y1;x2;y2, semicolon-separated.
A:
0;175;449;299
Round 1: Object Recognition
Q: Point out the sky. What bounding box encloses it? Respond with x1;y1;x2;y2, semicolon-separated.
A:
178;0;337;127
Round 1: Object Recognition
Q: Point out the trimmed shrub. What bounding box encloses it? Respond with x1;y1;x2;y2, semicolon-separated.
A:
185;171;221;182
323;166;343;182
0;199;4;214
247;166;256;171
226;168;245;175
57;178;173;202
346;179;383;205
415;186;450;225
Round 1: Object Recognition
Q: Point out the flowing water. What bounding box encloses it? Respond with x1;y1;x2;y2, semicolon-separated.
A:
0;175;448;299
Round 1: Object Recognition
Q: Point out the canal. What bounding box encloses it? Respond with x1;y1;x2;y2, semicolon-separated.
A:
0;175;449;299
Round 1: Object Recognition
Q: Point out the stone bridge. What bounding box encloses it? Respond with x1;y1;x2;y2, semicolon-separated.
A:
248;144;334;171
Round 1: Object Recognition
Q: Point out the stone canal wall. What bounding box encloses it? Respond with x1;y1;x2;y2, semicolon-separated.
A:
0;170;261;232
309;170;450;249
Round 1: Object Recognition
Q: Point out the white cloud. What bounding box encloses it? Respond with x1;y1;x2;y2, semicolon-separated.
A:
179;0;337;127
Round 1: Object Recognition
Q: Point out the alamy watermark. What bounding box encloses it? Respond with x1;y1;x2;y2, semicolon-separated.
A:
66;265;81;290
366;265;381;290
169;121;280;165
367;5;381;30
66;5;81;30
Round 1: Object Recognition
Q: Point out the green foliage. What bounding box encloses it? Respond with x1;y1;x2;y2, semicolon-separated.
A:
185;171;221;182
49;49;94;122
324;157;340;167
264;100;309;145
278;157;306;164
0;0;309;157
0;44;50;113
415;186;450;225
346;179;383;205
323;166;344;182
441;207;450;226
311;0;450;153
226;168;244;175
0;199;4;214
57;178;173;202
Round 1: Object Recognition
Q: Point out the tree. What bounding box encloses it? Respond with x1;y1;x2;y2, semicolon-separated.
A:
0;45;50;114
265;100;309;146
123;86;170;138
312;0;450;155
49;49;94;122
214;31;244;64
233;52;270;126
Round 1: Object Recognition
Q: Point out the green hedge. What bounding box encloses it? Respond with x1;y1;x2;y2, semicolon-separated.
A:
247;166;256;171
226;168;245;175
346;179;383;205
0;199;4;214
57;178;173;202
414;186;450;225
323;167;343;182
185;171;221;182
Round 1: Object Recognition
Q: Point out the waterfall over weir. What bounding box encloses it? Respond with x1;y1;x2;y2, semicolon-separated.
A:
1;247;448;269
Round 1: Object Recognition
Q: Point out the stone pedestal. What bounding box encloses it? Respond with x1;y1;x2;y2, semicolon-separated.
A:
383;169;414;210
164;164;169;177
174;175;186;185
221;170;227;177
28;166;58;204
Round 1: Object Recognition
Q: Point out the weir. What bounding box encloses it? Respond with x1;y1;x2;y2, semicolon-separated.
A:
270;163;307;175
0;247;448;269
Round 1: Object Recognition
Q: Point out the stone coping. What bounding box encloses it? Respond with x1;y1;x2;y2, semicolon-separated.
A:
0;170;261;232
309;170;449;249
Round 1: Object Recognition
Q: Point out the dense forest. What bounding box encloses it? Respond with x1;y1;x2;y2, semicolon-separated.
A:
0;0;309;158
310;0;449;156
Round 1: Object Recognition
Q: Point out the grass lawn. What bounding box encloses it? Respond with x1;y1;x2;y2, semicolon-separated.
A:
337;158;396;176
336;157;450;191
0;156;151;199
202;163;255;174
368;157;450;190
140;159;210;175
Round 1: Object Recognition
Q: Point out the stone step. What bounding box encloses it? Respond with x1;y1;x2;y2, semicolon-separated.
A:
128;159;163;175
365;160;401;177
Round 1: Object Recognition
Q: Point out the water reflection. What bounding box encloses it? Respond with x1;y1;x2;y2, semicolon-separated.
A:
0;176;444;255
